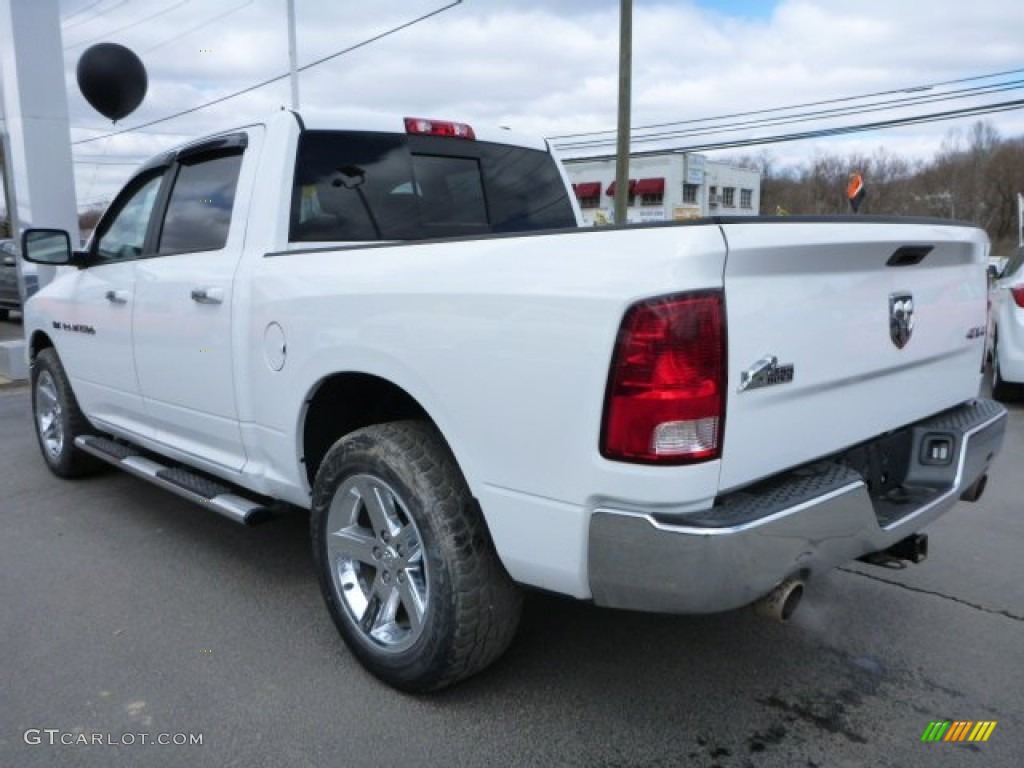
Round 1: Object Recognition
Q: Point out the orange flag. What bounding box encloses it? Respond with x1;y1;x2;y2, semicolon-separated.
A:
847;172;866;213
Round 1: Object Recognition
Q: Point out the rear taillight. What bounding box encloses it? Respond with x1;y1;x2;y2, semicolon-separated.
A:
1011;286;1024;308
404;117;475;139
601;291;726;464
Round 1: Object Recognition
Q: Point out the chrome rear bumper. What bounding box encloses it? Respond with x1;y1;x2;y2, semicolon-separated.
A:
588;399;1007;613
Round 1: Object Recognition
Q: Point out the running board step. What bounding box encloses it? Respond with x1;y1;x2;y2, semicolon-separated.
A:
76;436;273;525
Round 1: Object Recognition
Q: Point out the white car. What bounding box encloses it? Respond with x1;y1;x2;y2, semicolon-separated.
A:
990;248;1024;401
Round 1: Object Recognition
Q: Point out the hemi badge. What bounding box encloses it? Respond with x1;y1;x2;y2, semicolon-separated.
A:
739;355;795;392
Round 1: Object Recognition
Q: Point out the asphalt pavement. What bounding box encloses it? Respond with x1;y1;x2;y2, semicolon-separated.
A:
1;367;1021;767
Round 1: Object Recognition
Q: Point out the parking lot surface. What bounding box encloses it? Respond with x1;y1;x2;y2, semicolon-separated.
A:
1;373;1021;767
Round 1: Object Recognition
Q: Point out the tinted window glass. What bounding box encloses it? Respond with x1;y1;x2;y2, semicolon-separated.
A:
411;155;488;228
96;173;164;262
473;141;575;233
292;133;418;241
158;152;243;254
290;131;575;242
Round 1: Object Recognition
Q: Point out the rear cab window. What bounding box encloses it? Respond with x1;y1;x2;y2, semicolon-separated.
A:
289;131;576;243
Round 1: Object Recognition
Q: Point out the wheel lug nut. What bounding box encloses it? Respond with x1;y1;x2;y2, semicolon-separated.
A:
382;571;391;583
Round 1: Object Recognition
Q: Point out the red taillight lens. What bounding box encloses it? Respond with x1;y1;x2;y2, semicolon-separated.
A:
404;117;476;139
1011;286;1024;308
601;292;726;464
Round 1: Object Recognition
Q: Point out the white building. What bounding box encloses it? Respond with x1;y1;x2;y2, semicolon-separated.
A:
562;151;761;226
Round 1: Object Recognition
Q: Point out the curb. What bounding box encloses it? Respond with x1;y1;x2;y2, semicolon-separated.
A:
0;375;28;391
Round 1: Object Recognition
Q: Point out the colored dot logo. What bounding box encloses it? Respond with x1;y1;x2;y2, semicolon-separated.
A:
200;49;213;53
201;649;213;653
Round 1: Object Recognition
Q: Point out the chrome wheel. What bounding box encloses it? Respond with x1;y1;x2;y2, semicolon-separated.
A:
326;474;428;653
312;422;522;690
35;369;64;459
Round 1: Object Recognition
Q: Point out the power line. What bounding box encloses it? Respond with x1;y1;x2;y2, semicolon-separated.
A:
141;0;254;55
74;153;149;160
73;160;145;165
64;0;191;51
62;0;133;32
61;0;104;24
72;1;464;146
563;98;1024;160
548;66;1024;141
72;126;207;138
76;198;113;209
554;80;1024;151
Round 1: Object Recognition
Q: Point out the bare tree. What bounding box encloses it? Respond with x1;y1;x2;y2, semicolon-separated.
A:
721;120;1022;249
78;206;105;241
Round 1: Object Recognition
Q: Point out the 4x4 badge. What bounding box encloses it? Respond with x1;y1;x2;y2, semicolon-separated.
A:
739;355;795;392
889;292;914;349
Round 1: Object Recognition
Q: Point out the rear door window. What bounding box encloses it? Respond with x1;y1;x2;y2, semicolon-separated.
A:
158;151;243;254
290;130;575;242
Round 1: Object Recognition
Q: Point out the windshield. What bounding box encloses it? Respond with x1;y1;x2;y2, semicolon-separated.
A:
289;130;576;242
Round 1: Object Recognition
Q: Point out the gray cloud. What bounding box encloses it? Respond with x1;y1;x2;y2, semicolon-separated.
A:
55;0;1024;206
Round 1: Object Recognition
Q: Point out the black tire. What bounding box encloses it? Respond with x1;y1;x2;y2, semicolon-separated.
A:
31;348;104;477
311;420;522;692
990;342;1019;402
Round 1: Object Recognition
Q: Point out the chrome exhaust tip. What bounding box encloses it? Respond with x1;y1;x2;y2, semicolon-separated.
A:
753;576;805;622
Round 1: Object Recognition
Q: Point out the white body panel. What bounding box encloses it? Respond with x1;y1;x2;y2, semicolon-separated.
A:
22;110;995;600
133;249;246;469
245;226;727;594
719;221;988;491
132;126;265;471
30;262;151;437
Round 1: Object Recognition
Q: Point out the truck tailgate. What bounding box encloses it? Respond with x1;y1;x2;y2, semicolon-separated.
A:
718;219;989;492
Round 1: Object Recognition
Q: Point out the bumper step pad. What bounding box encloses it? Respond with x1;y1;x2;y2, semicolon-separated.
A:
663;462;863;530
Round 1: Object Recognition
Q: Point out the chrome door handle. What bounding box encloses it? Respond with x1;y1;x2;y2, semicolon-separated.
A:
190;287;224;305
105;289;129;304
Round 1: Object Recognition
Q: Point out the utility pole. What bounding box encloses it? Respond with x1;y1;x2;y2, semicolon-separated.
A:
1018;192;1023;249
613;0;632;225
286;0;300;109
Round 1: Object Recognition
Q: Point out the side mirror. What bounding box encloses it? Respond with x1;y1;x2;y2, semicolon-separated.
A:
21;228;73;266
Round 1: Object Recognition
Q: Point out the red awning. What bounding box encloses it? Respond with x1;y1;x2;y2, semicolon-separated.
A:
606;179;636;196
574;181;602;198
635;177;665;195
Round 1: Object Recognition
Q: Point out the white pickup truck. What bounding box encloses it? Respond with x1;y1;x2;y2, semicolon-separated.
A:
20;110;1006;691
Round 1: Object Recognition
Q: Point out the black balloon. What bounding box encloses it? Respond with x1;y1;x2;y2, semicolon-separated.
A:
76;43;147;122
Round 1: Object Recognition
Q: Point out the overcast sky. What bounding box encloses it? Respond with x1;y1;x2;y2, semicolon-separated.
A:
30;0;1024;207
